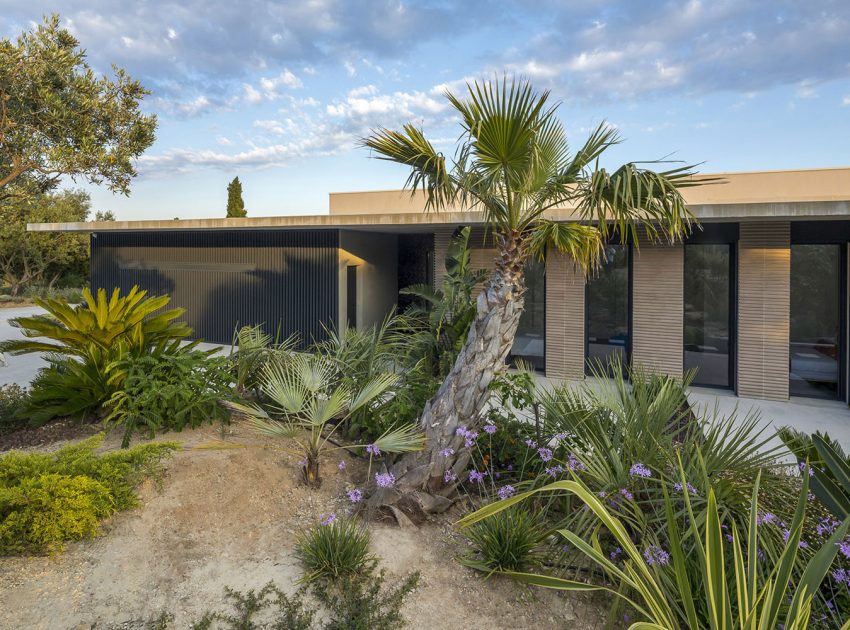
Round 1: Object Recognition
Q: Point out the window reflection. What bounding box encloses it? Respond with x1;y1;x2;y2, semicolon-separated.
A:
790;244;841;399
511;258;545;371
586;244;629;373
684;244;732;387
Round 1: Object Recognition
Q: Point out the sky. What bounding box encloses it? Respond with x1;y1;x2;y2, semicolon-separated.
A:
1;1;849;220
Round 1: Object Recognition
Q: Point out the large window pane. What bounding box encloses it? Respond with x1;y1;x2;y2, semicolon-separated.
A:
586;244;629;372
790;244;841;399
511;258;545;371
684;244;732;387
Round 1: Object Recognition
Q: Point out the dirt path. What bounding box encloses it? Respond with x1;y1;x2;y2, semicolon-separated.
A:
0;427;605;629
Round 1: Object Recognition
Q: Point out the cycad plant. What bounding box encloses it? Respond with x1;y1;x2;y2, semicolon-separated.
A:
363;77;712;510
227;353;425;486
459;467;850;629
0;286;192;422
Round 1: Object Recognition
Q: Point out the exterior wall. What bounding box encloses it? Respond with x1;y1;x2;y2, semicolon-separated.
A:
545;250;586;379
737;221;791;400
90;229;339;346
632;235;685;376
338;230;398;331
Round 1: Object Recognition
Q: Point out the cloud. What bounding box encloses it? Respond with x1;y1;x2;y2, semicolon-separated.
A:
843;95;850;106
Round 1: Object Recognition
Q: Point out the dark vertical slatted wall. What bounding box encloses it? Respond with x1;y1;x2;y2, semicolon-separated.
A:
90;230;339;346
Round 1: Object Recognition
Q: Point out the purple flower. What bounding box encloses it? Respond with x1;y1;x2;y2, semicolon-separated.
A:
817;517;841;537
464;432;478;449
337;460;346;471
320;513;336;526
455;426;468;437
545;465;563;478
833;568;850;586
620;488;634;501
506;464;513;471
756;512;779;527
468;470;486;483
567;453;586;471
725;533;734;543
799;462;814;477
375;472;395;488
609;546;622;560
347;488;362;503
443;469;458;483
673;481;697;495
525;439;537;449
836;537;850;559
537;447;553;462
439;447;455;457
483;424;497;435
498;485;516;500
366;444;381;456
643;545;670;567
629;463;652;478
554;432;567;441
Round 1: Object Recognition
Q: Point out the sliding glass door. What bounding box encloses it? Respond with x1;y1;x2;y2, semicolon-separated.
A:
586;244;629;373
790;244;842;399
684;244;733;387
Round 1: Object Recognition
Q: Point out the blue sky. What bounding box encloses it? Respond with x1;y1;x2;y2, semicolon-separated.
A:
2;1;849;220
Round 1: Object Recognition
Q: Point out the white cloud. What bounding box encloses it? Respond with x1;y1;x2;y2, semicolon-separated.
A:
842;95;850;106
259;69;302;91
243;84;263;104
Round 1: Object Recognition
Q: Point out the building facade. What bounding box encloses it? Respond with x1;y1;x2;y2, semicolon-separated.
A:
30;167;850;404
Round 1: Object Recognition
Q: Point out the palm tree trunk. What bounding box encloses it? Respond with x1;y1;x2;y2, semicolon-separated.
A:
375;239;528;517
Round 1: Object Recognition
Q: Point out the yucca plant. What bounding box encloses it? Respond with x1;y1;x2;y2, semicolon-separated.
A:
0;286;193;422
226;353;425;486
296;517;373;582
459;465;850;629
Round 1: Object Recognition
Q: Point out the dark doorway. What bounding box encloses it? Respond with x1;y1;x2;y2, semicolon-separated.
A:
397;233;435;312
347;265;358;329
586;244;630;374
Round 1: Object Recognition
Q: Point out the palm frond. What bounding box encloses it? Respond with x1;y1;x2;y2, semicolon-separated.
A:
371;422;427;453
526;220;602;271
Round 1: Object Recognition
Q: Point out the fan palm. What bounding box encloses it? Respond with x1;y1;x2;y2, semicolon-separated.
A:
362;78;710;510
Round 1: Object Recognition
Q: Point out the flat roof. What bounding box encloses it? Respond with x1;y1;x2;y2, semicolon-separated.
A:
29;167;850;233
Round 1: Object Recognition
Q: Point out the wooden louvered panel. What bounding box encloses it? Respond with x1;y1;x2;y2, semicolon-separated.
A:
632;236;684;376
545;250;586;379
432;227;456;289
737;222;790;400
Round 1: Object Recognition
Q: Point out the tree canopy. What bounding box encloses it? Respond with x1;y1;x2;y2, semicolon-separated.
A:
0;14;157;201
0;189;91;294
226;176;247;217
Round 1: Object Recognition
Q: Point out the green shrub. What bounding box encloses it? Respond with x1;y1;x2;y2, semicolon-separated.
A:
313;565;420;630
191;583;314;630
0;286;193;423
296;517;373;581
0;434;178;554
0;383;30;434
105;351;235;447
461;507;547;572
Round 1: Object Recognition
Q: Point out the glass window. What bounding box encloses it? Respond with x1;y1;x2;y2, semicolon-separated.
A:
511;258;545;371
684;244;732;387
790;244;841;399
586;244;629;373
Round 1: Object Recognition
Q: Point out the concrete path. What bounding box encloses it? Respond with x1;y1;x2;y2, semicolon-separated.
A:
0;306;48;387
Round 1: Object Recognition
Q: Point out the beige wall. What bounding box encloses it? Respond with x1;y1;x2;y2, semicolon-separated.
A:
631;235;685;376
338;231;398;331
737;222;791;400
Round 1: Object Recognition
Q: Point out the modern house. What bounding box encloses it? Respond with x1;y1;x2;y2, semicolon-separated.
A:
29;166;850;406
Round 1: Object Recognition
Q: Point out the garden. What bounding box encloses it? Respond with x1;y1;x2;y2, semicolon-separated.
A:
0;52;848;627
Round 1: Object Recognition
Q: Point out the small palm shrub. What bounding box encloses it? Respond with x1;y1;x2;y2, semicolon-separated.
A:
0;286;193;423
229;325;297;395
105;350;235;447
0;383;29;435
296;517;373;581
461;507;547;572
0;434;177;554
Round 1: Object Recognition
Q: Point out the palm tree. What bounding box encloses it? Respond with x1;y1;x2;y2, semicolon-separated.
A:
362;78;707;515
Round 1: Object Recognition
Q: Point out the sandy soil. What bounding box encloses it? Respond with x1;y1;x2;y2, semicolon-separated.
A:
0;426;607;630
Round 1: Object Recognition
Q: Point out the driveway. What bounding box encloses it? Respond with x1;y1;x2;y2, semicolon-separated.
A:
0;306;48;387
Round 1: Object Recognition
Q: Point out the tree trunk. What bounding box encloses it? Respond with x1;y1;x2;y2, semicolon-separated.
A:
372;236;528;518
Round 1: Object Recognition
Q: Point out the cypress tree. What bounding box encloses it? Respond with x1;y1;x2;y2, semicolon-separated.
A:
226;177;246;217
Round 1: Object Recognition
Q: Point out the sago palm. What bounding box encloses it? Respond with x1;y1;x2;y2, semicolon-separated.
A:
362;78;708;511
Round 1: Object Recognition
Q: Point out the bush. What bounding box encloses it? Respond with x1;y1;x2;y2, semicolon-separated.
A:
0;434;177;554
461;507;547;572
0;383;30;435
191;583;314;630
296;517;373;581
0;286;193;423
105;351;235;447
